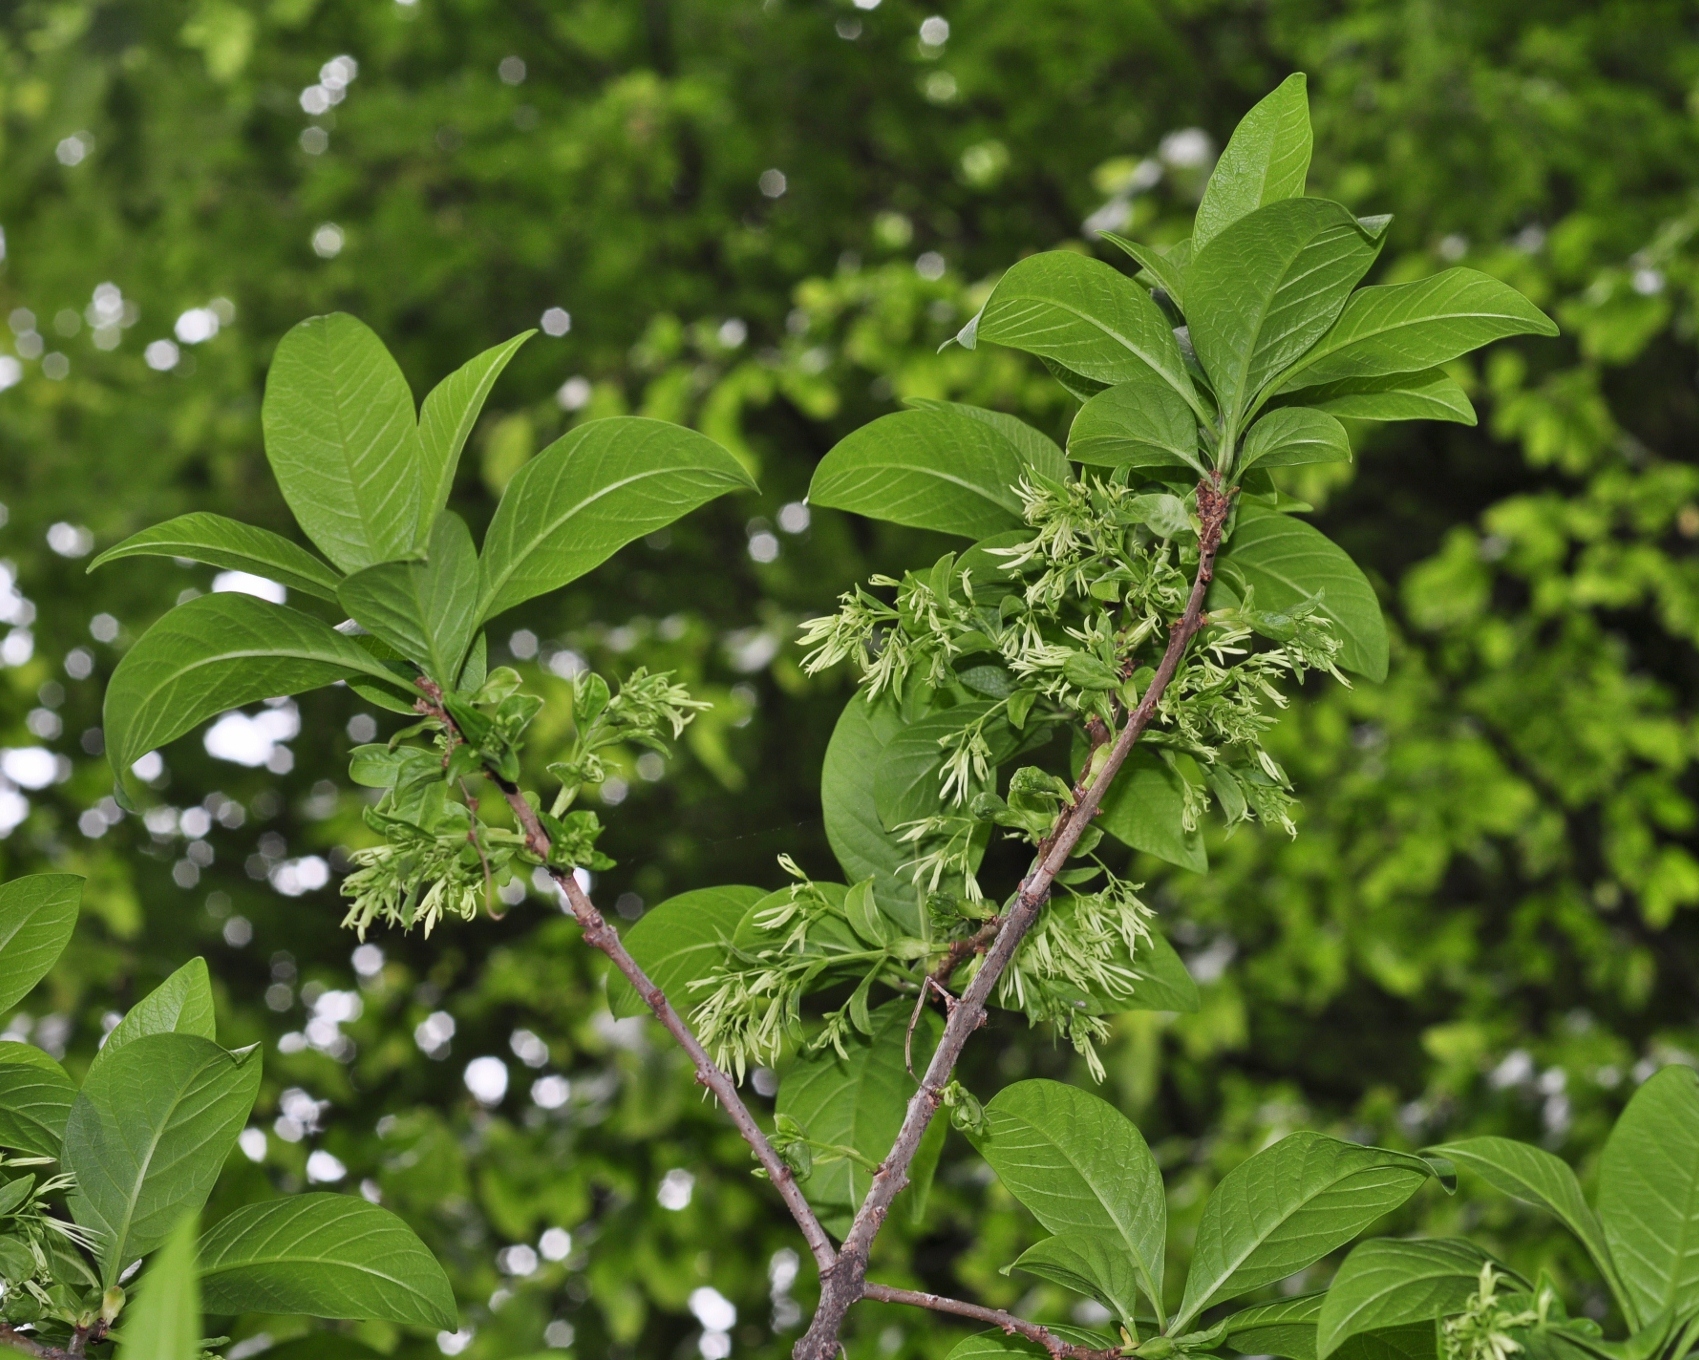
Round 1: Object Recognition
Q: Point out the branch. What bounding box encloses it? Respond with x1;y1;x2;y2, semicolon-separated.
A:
793;476;1234;1360
0;1325;75;1359
490;776;839;1274
863;1283;1124;1360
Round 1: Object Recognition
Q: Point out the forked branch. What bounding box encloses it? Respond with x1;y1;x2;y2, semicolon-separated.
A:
454;474;1231;1357
490;776;840;1275
791;475;1233;1360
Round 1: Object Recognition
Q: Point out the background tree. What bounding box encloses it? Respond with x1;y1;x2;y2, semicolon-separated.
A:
0;1;1695;1357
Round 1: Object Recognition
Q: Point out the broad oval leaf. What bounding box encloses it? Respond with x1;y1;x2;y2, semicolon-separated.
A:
904;399;1072;483
809;409;1030;539
1193;73;1313;250
89;513;344;602
65;1032;262;1282
1277;370;1476;426
0;1042;75;1158
477;416;754;621
416;330;533;543
114;1213;200;1360
1278;268;1559;393
1598;1064;1699;1324
1093;747;1207;872
1011;1231;1144;1327
261;313;423;574
1425;1136;1629;1322
1219;504;1387;681
1216;1293;1326;1360
970;251;1200;414
198;1193;457;1328
822;693;924;936
337;511;480;683
1239;408;1352;474
0;873;81;1014
1069;373;1203;473
775;1000;940;1233
103;592;409;788
873;701;1012;832
606;885;767;1020
1188;197;1380;424
980;1079;1167;1319
95;958;218;1077
1317;1238;1496;1358
1175;1132;1439;1329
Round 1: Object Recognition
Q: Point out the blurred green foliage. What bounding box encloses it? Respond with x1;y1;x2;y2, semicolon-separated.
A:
1;1;1697;1357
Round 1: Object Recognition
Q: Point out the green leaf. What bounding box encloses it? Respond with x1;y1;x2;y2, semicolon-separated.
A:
1598;1065;1699;1323
416;331;533;543
0;873;81;1014
809;409;1030;539
260;313;423;574
89;513;344;602
103;592;409;789
1188;198;1380;424
337;511;480;683
66;1032;262;1284
1175;1132;1440;1329
1333;1323;1439;1360
1277;370;1476;425
115;1213;200;1360
1093;748;1207;872
606;886;767;1020
980;1078;1167;1320
198;1193;457;1328
1193;73;1313;250
0;1042;75;1158
1277;268;1559;393
1426;1136;1631;1323
1219;504;1387;681
944;1325;1116;1359
874;701;1010;831
822;693;925;936
904;399;1073;483
1318;1238;1497;1357
242;1341;385;1360
1068;373;1204;473
1239;408;1352;474
775;1000;940;1232
970;251;1201;416
1126;930;1200;1013
477;416;754;621
1217;1293;1326;1360
1101;232;1190;309
1011;1231;1144;1327
95;959;218;1077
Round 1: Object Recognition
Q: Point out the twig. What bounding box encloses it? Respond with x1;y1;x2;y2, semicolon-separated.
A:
904;976;958;1078
861;1283;1123;1360
0;1323;78;1359
490;775;840;1274
792;475;1233;1360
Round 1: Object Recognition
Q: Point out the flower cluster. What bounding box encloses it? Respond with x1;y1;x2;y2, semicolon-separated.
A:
338;664;703;937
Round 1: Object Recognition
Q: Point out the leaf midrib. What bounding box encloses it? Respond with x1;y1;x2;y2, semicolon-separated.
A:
994;293;1201;417
1180;1158;1392;1327
101;1059;221;1280
480;461;691;616
1004;1116;1161;1311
